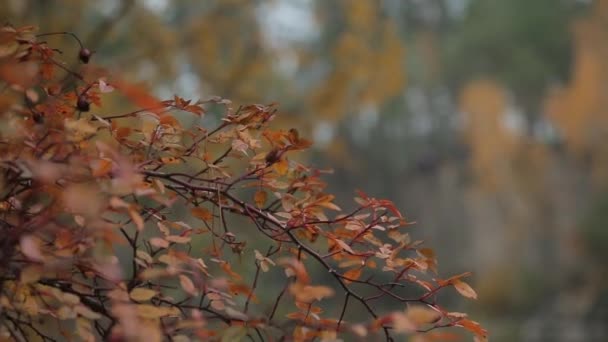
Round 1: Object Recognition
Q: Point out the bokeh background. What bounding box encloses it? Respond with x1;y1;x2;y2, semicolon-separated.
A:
3;0;608;340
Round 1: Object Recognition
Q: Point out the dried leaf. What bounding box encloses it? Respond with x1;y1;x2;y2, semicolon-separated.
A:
289;282;334;303
191;207;213;221
334;238;354;254
254;189;267;208
179;275;197;296
130;288;157;301
136;304;180;319
165;235;191;244
406;306;441;326
129;208;145;231
20;235;43;262
452;279;478;300
150;237;170;248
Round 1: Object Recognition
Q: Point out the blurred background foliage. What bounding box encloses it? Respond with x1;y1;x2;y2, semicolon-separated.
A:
3;0;608;340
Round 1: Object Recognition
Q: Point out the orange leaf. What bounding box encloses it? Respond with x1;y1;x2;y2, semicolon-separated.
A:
343;268;362;284
278;258;310;283
191;207;213;221
334;238;354;254
91;159;113;177
179;275;197;296
452;279;478;300
456;319;487;339
129;208;145;231
273;158;289;175
114;80;165;115
289;282;334;303
130;288;157;301
254;190;267;208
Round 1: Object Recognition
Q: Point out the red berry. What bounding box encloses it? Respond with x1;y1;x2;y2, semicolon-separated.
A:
77;96;90;112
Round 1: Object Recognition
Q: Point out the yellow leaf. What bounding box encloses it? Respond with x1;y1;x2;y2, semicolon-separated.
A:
75;304;102;320
136;304;180;319
273;158;289;175
130;288;157;301
406;305;441;326
139;268;170;280
254;189;267;208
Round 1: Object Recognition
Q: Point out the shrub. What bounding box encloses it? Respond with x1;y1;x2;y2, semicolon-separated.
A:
0;25;486;341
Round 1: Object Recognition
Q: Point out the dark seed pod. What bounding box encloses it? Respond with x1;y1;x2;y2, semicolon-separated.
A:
79;48;92;64
77;95;90;112
265;148;281;165
32;112;44;124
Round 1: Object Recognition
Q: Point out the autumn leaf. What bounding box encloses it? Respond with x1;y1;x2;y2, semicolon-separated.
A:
129;208;145;231
391;312;416;334
179;275;197;296
20;235;44;262
343;268;362;284
333;238;355;254
0;26;485;341
452;279;478;300
289;282;334;303
136;304;180;319
149;237;170;248
254;190;267;208
273;158;289;175
278;258;310;283
406;305;441;326
130;288;157;301
166;235;192;244
456;319;488;340
192;207;213;221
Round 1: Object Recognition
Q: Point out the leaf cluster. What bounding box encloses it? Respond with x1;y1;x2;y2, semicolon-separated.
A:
0;25;486;341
